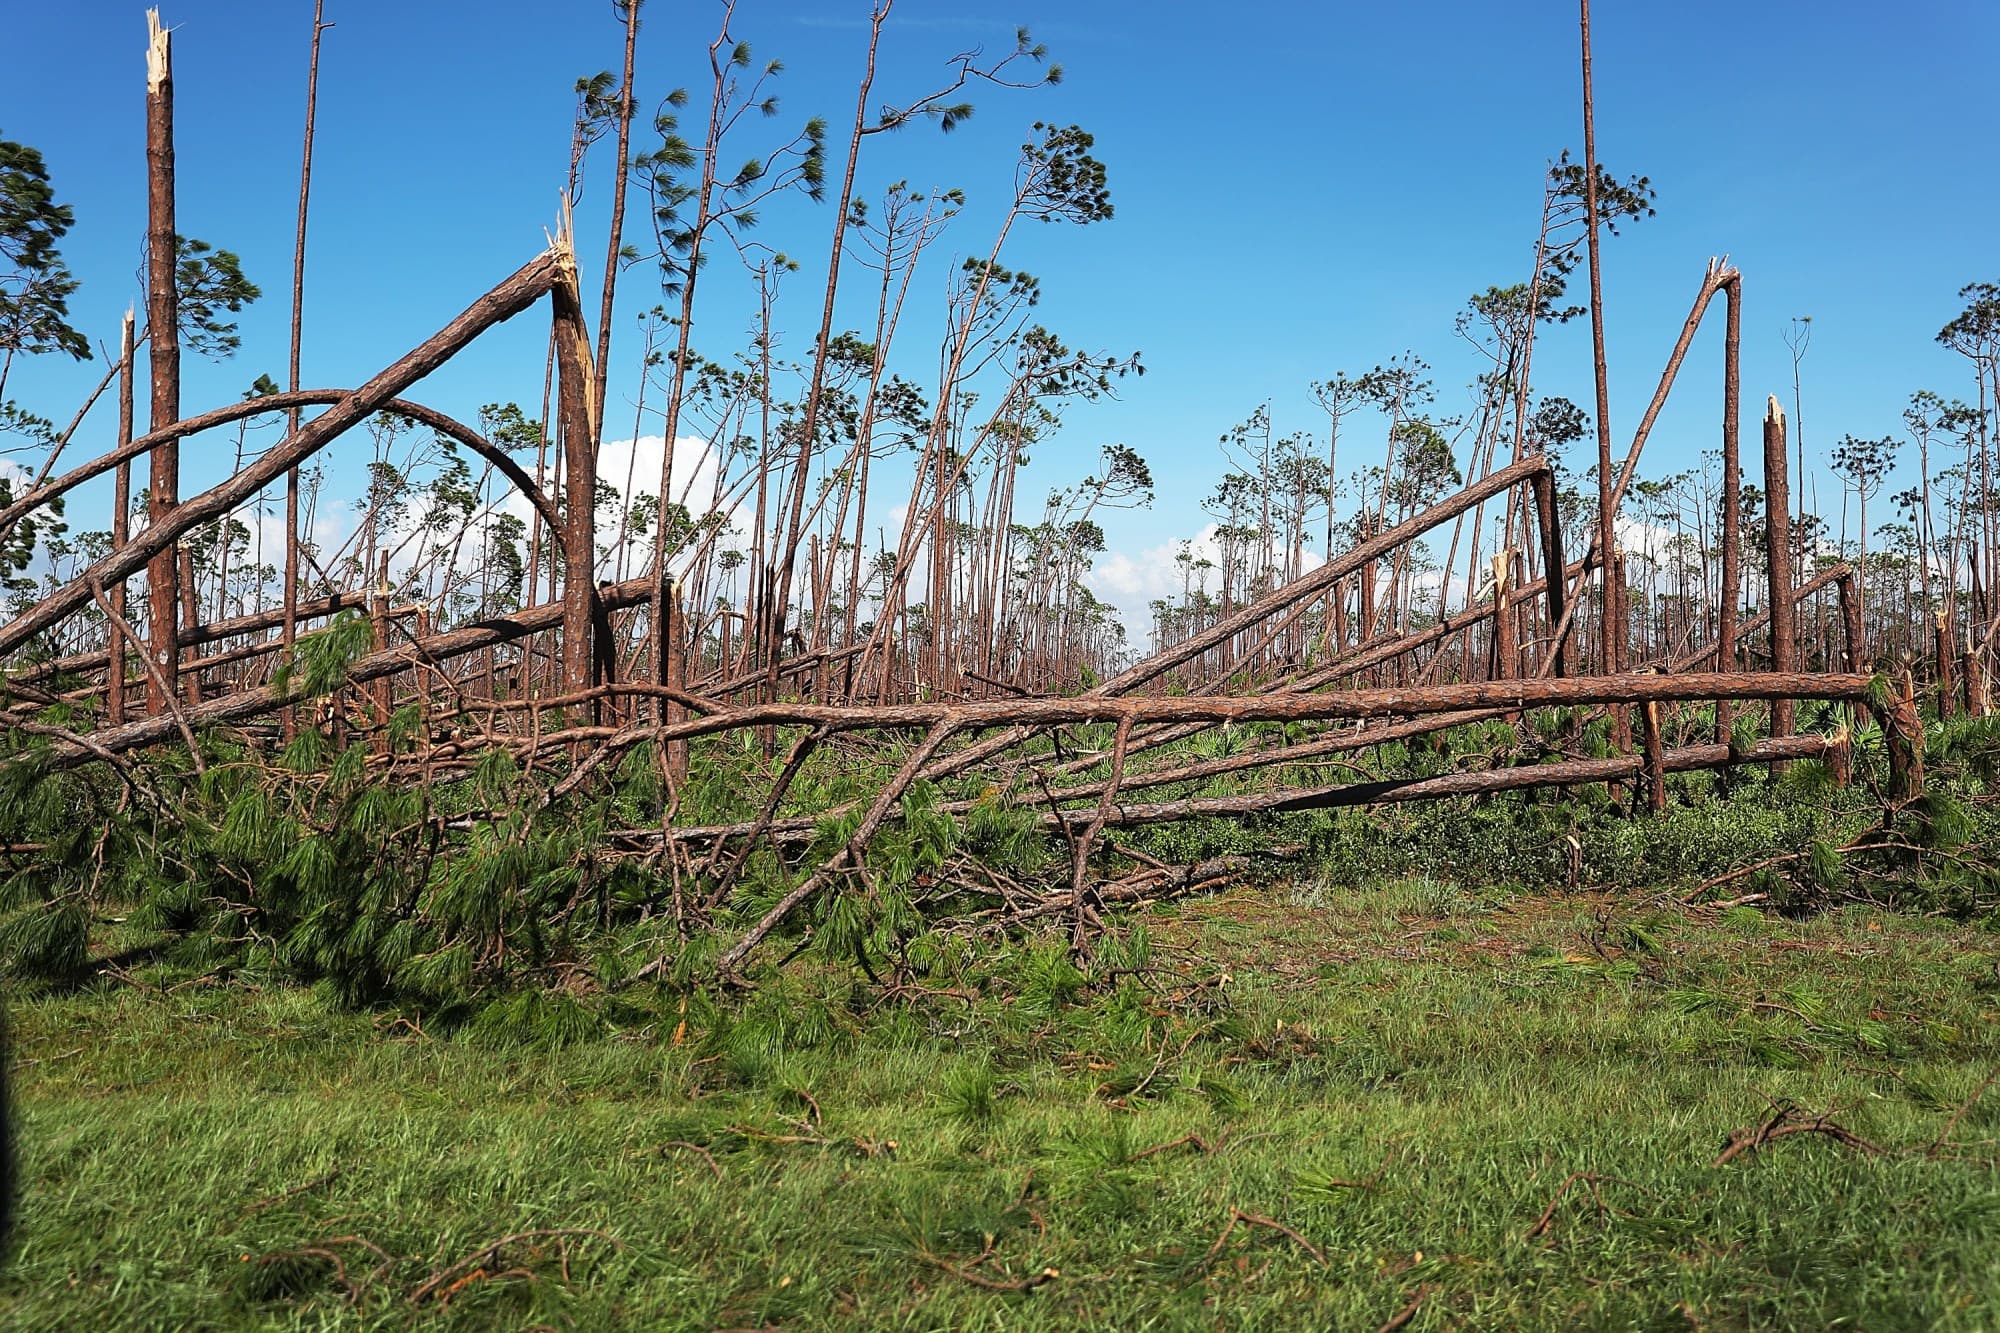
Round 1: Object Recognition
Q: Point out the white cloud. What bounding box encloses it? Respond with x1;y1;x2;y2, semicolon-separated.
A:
1087;522;1329;636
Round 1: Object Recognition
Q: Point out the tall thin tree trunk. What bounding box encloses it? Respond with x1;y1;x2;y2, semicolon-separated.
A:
1578;0;1622;707
768;3;889;698
1716;271;1742;741
144;9;182;717
283;0;329;721
1764;396;1797;741
109;311;136;728
592;0;641;436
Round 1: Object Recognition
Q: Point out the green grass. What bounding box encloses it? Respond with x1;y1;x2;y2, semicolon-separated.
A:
7;887;2000;1329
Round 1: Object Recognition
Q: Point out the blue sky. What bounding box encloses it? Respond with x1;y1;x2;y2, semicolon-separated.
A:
5;0;1997;620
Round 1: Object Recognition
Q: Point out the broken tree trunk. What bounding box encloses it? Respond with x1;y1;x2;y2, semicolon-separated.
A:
1579;0;1618;692
908;457;1555;789
1105;456;1551;696
145;8;181;717
10;588;399;687
1764;395;1797;742
1838;567;1865;674
0;250;567;662
550;225;600;703
1662;563;1852;676
1936;610;1957;719
1532;467;1569;676
284;0;331;731
1717;268;1743;739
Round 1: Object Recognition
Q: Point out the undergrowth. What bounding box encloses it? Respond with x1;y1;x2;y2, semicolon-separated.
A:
4;675;2000;1040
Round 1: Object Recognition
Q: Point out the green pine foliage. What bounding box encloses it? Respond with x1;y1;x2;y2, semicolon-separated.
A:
1;694;1997;1037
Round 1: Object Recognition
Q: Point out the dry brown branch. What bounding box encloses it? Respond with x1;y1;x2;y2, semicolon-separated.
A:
88;574;203;773
1522;1171;1647;1241
23;576;657;763
243;1169;343;1215
1928;1068;2000;1159
915;1250;1060;1293
409;1228;623;1305
1714;1101;1885;1166
1201;1206;1329;1270
649;1140;723;1179
1375;1285;1432;1333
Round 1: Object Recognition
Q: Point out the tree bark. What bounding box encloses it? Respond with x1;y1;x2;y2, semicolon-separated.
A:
1764;396;1797;739
550;233;600;701
591;0;640;436
1578;0;1619;694
284;0;329;707
108;311;136;728
144;9;181;716
45;575;656;761
1716;270;1742;738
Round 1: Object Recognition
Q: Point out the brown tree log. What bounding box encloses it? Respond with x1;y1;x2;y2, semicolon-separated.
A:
1098;455;1553;697
1041;735;1835;828
11;588;401;687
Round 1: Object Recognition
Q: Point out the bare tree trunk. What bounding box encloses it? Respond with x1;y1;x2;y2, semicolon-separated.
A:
1532;468;1568;676
1578;0;1624;735
177;546;200;705
768;5;890;698
0;251;569;660
551;233;600;702
592;0;641;435
369;551;391;746
1764;396;1796;741
1490;551;1515;682
1836;567;1864;673
284;0;329;722
1935;609;1957;718
144;9;182;717
663;578;687;783
1716;271;1742;741
108;311;136;729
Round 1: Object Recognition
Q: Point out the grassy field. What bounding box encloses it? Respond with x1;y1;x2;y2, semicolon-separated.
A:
5;882;2000;1330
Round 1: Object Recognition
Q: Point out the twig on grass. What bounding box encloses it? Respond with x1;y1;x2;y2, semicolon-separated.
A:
1523;1171;1648;1241
1129;1132;1218;1160
1201;1206;1329;1270
1376;1284;1432;1333
915;1249;1060;1293
1929;1066;2000;1159
245;1169;343;1214
409;1228;623;1305
652;1139;722;1179
1714;1100;1885;1166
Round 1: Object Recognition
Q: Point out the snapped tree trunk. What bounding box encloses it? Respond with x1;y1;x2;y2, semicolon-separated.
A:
144;9;181;716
